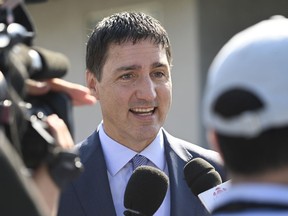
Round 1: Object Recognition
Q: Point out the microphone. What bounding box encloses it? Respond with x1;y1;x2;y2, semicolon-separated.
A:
11;44;69;79
184;157;222;195
124;166;169;216
5;43;69;96
30;46;69;79
25;0;48;3
184;157;230;212
5;22;69;79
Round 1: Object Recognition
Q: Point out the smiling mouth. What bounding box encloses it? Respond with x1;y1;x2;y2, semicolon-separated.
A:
130;107;156;115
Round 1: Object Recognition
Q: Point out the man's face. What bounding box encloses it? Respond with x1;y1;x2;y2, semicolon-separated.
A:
88;40;172;151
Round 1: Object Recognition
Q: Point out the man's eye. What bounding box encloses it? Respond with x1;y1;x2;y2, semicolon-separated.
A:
120;74;134;80
153;71;166;78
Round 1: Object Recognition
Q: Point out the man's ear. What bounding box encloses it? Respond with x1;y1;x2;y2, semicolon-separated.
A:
86;70;100;100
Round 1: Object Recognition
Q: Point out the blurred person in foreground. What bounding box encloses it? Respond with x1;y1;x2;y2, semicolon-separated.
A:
203;15;288;215
0;78;96;216
58;11;226;216
0;1;97;215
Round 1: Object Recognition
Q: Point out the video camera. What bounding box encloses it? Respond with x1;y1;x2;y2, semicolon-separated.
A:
0;0;82;188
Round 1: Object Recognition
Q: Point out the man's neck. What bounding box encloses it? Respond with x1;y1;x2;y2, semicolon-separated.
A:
231;166;288;185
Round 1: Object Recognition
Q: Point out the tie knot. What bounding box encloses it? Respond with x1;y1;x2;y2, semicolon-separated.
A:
132;154;149;170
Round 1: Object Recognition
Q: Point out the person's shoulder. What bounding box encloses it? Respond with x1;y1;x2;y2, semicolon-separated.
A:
76;130;99;147
172;135;220;162
162;129;218;157
74;130;101;161
162;129;226;179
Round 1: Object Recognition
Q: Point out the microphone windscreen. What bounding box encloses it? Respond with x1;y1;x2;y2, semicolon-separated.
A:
124;166;169;216
24;0;48;4
31;47;69;79
184;157;222;196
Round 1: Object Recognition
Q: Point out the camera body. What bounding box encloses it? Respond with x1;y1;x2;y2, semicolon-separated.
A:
0;0;82;188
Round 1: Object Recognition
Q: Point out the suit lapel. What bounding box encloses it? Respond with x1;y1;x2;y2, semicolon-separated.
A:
73;131;116;216
163;130;209;216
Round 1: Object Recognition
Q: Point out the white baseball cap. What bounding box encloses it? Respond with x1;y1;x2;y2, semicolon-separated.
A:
203;15;288;137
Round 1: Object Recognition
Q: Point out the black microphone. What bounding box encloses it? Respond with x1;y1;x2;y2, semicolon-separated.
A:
184;157;222;196
5;43;69;97
124;166;169;216
25;0;48;3
184;157;230;212
30;46;69;79
4;21;69;80
8;43;69;80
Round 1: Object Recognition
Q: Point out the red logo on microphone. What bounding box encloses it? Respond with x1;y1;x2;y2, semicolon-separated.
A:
213;186;227;198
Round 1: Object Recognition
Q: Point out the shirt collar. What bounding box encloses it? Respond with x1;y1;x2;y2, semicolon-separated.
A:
98;123;165;176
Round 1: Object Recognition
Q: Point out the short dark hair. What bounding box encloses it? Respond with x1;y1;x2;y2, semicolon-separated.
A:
213;88;288;175
86;12;172;81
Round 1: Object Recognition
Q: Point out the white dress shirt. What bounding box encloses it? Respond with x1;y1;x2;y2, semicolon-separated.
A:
98;123;171;216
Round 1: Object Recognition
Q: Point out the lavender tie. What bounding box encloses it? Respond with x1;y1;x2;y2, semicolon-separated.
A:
132;154;149;170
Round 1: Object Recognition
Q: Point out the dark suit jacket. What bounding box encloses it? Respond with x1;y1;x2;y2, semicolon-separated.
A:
58;129;226;216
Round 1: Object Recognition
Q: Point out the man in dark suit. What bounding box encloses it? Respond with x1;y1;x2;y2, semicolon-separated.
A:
58;12;225;216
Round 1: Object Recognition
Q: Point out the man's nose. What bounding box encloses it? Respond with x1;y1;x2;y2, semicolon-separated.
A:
135;76;157;101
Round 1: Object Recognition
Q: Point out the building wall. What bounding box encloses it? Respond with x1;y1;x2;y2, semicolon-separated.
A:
26;0;202;145
197;0;288;144
26;0;288;147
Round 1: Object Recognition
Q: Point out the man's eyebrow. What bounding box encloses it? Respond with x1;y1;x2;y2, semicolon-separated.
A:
151;62;169;69
115;62;168;72
115;65;141;72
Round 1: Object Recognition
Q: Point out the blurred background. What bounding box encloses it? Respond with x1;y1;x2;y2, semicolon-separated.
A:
26;0;288;147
